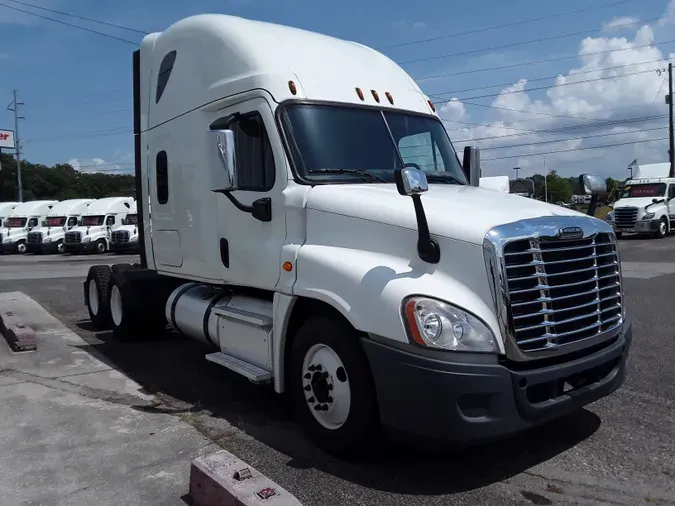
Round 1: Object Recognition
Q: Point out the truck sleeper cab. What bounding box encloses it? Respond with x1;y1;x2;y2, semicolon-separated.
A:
64;197;134;254
607;176;675;238
26;198;95;254
82;14;631;460
110;200;141;253
0;200;58;254
0;202;19;252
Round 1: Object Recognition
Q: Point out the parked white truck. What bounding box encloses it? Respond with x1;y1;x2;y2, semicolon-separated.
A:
64;197;134;254
26;198;95;254
0;202;19;229
0;200;58;254
109;200;140;254
82;14;631;459
606;163;674;238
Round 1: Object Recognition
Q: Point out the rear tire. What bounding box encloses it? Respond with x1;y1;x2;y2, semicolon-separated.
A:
85;265;112;330
108;272;166;342
289;315;381;461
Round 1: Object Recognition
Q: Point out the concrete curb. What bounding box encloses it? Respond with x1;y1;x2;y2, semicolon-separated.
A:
0;309;36;352
189;450;302;506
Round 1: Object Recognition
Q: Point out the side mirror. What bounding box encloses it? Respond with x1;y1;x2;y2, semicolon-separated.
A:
394;167;428;196
462;146;481;187
210;129;237;192
580;174;607;195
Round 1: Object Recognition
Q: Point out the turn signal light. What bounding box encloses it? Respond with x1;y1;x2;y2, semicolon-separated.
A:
355;87;364;101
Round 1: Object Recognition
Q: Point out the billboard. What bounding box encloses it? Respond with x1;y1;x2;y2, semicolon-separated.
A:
0;129;14;149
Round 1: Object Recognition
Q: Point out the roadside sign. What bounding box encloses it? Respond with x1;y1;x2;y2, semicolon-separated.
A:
0;129;14;149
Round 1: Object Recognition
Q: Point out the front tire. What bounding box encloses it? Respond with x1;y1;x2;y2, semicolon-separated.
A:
86;265;112;330
655;217;668;239
95;239;107;254
289;315;380;460
16;241;26;254
56;240;65;254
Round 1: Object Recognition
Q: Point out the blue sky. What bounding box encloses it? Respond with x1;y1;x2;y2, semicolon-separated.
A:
0;0;673;177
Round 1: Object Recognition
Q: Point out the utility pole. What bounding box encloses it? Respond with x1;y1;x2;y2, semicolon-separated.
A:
669;63;675;178
7;90;24;202
544;156;548;203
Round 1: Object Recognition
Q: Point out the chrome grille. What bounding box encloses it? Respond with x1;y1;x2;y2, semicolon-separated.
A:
111;230;130;244
503;232;622;352
614;207;638;229
27;232;42;244
64;231;81;244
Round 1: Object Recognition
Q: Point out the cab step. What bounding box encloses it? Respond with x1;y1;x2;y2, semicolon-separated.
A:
205;351;272;384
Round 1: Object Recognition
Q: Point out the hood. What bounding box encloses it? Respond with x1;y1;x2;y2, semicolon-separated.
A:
613;197;664;209
305;184;588;245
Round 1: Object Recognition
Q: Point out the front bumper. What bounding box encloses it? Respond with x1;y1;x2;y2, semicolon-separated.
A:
0;242;18;253
362;320;631;445
110;242;139;253
26;241;60;254
610;219;660;234
63;241;97;253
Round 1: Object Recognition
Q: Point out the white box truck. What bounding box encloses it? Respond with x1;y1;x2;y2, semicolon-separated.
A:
109;200;140;254
606;163;674;238
0;200;58;254
82;14;631;459
63;197;134;254
26;198;95;254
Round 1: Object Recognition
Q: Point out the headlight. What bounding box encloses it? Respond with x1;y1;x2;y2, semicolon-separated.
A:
82;236;91;243
130;235;138;242
642;213;655;220
43;237;52;243
403;297;497;352
3;238;11;243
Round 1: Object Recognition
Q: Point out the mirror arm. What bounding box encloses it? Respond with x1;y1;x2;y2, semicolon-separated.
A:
212;190;272;223
411;195;440;264
586;194;598;217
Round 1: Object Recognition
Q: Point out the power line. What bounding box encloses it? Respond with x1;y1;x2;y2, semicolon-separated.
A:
481;125;668;151
398;14;674;66
454;114;667;142
482;136;668;161
414;38;675;81
379;0;636;49
434;67;659;102
25;126;132;143
5;0;149;34
436;58;669;96
0;1;138;45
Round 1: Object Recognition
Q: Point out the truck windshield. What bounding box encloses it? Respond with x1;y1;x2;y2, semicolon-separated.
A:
124;214;138;225
46;217;66;227
6;217;26;228
279;104;467;184
81;216;104;226
621;183;666;198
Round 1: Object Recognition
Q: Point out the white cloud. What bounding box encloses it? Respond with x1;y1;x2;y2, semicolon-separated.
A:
602;16;640;33
437;18;672;179
68;157;130;174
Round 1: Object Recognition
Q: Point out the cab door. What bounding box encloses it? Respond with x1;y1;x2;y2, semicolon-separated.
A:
668;184;675;226
211;97;288;290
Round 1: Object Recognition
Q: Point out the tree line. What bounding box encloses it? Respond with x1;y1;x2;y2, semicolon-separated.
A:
0;153;135;202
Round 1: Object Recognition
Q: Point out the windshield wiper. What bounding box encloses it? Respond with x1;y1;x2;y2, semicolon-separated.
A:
425;173;464;185
309;168;389;183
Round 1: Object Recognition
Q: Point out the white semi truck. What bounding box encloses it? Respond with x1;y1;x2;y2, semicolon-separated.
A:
0;202;19;228
64;197;134;254
0;200;59;254
606;163;674;238
82;14;631;459
26;198;95;254
109;200;140;254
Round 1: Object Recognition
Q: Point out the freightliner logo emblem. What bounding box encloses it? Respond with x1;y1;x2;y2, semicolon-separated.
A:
558;226;584;239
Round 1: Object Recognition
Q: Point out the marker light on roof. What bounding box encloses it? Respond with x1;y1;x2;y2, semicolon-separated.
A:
385;92;394;105
371;90;380;103
288;81;297;95
428;100;436;112
355;87;364;101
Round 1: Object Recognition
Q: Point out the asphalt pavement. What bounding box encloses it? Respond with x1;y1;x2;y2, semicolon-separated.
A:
0;239;674;506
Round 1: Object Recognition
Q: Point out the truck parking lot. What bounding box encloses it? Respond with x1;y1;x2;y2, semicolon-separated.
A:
0;237;673;505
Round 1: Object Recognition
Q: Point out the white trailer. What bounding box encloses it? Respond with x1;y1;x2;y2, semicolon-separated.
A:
82;14;632;460
26;198;95;254
109;200;140;253
0;200;58;254
63;197;134;254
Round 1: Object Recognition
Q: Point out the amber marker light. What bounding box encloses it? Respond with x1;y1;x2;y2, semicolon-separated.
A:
371;90;380;102
355;87;364;101
288;80;297;95
428;100;436;112
283;262;293;272
385;92;394;104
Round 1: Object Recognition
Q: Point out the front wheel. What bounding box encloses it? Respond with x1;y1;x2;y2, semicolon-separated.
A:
655;217;668;239
56;240;65;254
95;239;107;254
16;241;27;254
289;316;380;460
